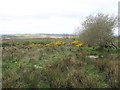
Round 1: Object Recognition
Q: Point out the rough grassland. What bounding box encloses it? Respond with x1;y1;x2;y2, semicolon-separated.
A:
2;38;119;88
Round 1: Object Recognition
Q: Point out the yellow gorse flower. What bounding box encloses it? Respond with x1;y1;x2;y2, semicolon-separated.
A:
70;41;83;47
28;40;84;47
45;41;65;46
54;41;65;46
76;43;83;47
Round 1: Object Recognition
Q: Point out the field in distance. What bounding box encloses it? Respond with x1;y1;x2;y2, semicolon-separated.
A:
2;34;75;41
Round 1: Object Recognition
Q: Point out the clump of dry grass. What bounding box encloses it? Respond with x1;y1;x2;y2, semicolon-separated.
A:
105;60;119;88
95;60;107;72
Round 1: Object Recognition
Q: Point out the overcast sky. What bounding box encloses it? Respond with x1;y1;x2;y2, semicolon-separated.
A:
0;0;118;34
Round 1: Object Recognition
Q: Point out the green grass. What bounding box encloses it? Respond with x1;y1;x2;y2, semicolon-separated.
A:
2;38;119;88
